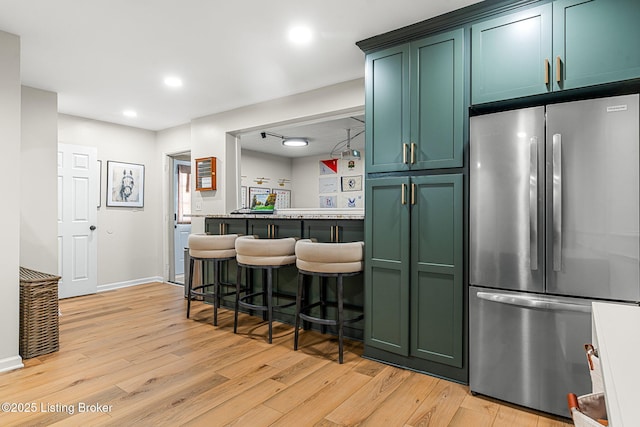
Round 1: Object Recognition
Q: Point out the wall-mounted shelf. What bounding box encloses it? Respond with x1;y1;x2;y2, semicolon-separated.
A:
195;157;216;191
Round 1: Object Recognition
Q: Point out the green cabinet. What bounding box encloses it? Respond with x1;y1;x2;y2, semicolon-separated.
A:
365;29;464;173
471;4;552;103
205;217;247;235
247;218;302;239
303;219;364;243
365;174;463;369
554;0;640;91
472;0;640;104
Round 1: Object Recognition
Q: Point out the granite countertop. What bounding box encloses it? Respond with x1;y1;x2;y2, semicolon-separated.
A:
189;208;364;220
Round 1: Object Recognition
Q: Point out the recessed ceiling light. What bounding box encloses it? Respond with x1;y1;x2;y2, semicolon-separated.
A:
288;26;313;45
164;76;183;87
123;110;137;118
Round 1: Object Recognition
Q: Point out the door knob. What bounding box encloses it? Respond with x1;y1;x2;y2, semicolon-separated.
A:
90;225;97;231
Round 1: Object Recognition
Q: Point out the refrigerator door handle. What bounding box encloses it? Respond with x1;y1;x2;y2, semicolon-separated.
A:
476;291;591;313
530;137;538;270
552;134;563;271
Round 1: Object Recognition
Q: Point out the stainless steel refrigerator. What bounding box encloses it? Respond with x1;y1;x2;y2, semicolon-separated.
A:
469;94;640;417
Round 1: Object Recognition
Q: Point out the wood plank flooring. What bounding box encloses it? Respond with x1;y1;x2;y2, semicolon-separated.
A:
0;282;573;426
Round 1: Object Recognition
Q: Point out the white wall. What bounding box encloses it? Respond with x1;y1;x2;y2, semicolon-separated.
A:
58;115;163;288
240;149;292;207
0;30;23;372
20;86;58;274
291;154;365;208
239;150;365;209
190;78;364;232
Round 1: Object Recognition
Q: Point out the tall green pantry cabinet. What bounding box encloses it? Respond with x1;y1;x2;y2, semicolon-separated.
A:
361;28;466;382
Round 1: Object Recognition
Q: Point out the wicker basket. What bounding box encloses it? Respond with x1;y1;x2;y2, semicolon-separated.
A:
19;267;61;359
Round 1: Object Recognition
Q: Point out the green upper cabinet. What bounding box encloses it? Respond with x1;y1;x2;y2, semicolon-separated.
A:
471;4;553;104
553;0;640;91
366;29;464;173
472;0;640;104
365;45;410;173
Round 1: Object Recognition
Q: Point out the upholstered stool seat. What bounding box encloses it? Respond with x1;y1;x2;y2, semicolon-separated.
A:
186;233;239;326
294;239;364;363
234;236;297;343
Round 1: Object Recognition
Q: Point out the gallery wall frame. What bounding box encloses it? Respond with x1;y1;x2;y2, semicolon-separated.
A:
106;160;145;208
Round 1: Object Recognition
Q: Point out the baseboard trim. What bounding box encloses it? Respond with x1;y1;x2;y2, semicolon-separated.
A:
97;276;164;293
0;355;24;373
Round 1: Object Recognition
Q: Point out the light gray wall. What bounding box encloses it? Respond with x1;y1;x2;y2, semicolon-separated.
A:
190;78;364;233
58;114;163;288
20;86;58;274
0;30;22;372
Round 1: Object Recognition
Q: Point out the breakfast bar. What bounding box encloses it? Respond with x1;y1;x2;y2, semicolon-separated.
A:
192;210;365;339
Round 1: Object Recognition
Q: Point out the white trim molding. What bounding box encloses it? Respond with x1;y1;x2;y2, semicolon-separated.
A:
97;277;164;293
0;355;24;373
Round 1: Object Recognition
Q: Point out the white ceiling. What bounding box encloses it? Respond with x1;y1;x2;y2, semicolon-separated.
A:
0;0;482;140
239;113;366;158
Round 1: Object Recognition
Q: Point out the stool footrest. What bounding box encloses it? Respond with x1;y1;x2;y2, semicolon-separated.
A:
298;312;364;326
238;293;296;312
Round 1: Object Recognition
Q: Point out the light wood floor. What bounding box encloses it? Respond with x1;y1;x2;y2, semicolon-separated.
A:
0;282;573;426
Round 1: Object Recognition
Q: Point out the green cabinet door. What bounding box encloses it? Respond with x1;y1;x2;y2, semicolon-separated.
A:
365;45;410;173
411;29;464;169
471;4;553;104
365;177;410;356
410;174;463;367
205;218;247;235
553;0;640;91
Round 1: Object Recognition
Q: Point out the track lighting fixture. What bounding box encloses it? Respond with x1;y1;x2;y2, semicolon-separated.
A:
260;131;308;147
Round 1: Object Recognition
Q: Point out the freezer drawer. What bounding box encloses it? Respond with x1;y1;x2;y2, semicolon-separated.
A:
469;286;592;417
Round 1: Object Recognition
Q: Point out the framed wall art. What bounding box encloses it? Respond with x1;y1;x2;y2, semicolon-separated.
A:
97;160;102;208
106;161;145;207
341;175;362;192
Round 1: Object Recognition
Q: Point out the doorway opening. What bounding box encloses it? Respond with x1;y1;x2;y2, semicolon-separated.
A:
169;153;191;285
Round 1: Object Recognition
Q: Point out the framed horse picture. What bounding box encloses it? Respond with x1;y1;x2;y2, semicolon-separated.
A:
106;161;145;208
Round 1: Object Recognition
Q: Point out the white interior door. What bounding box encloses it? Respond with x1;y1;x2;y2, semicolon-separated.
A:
174;159;191;278
57;143;98;298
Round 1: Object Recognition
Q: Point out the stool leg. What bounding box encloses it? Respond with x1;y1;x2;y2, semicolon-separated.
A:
261;269;268;322
267;267;273;344
186;257;195;318
320;276;327;335
294;271;304;351
212;259;219;327
234;264;242;334
337;274;344;364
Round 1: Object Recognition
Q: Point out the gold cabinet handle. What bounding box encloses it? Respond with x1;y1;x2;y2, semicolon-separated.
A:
411;183;416;205
330;225;335;242
403;143;408;164
556;56;562;83
411;143;416;164
544;58;550;85
336;226;340;242
219;223;223;235
401;183;407;205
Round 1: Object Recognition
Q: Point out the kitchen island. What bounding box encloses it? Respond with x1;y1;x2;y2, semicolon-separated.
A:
193;210;365;339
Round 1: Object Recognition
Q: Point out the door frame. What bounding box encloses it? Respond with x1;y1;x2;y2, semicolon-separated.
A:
163;151;191;283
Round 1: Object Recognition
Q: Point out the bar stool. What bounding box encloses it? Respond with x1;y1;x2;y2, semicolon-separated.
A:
186;233;238;326
234;236;297;344
294;239;364;363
